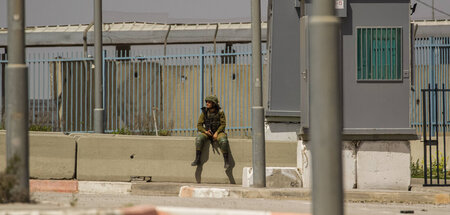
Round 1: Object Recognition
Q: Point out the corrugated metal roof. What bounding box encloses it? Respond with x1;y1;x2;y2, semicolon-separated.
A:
0;22;267;47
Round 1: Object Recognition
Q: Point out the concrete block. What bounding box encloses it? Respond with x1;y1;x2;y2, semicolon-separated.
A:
265;122;300;142
78;181;131;194
357;141;411;190
298;140;356;190
242;167;302;188
76;134;296;183
0;131;76;179
297;140;311;188
342;141;357;190
179;186;230;198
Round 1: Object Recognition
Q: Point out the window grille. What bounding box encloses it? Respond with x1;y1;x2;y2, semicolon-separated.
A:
356;27;402;81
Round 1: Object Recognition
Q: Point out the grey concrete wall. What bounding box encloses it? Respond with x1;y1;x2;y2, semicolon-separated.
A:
75;134;297;183
0;131;76;179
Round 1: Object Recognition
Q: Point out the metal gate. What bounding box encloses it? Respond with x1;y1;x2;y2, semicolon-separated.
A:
422;84;449;186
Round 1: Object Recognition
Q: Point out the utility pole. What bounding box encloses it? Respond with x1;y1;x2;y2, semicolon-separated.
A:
6;0;30;201
94;0;104;133
251;0;266;188
310;0;343;215
432;0;435;20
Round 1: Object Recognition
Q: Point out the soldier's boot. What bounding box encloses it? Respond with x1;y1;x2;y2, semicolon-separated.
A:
191;150;201;166
223;153;230;169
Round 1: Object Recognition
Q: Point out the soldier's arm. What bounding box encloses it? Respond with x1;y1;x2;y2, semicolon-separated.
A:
197;112;206;133
216;111;226;134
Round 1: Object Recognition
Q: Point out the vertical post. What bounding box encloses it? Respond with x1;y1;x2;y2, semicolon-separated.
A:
200;47;205;106
251;0;266;188
6;0;30;202
1;48;6;127
432;0;435;20
442;84;447;184
435;84;439;183
94;0;104;133
422;89;427;185
428;84;432;183
310;0;343;215
430;37;435;135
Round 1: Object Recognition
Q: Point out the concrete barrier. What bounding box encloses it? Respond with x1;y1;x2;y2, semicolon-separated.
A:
0;131;76;179
76;134;297;183
299;140;411;190
357;141;411;190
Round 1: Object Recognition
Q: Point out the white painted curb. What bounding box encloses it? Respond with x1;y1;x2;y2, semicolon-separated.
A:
78;181;131;195
157;206;271;215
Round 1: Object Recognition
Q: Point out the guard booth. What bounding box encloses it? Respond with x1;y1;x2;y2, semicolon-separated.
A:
267;0;417;189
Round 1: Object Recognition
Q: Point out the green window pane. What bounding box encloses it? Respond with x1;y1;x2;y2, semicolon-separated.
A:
357;29;362;80
356;27;402;81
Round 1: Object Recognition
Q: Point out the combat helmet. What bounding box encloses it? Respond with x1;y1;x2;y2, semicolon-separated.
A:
205;95;221;109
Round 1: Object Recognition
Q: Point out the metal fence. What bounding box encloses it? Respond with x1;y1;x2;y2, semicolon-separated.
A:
411;37;450;134
0;45;263;138
421;85;450;186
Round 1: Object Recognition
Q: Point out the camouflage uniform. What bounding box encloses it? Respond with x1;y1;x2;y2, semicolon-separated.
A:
191;95;230;168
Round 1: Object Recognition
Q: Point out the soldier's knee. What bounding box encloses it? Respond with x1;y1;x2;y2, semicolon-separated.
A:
218;137;228;145
196;133;208;143
218;137;229;152
195;134;208;150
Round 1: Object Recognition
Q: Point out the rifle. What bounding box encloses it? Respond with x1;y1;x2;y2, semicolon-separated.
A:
202;107;220;154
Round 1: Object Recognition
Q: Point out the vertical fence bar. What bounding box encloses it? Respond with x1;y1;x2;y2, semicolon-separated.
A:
443;84;447;185
75;58;79;131
200;47;204;109
430;37;436;135
435;83;440;183
428;84;433;184
423;89;428;185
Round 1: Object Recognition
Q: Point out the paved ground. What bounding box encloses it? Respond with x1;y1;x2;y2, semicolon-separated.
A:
1;192;449;215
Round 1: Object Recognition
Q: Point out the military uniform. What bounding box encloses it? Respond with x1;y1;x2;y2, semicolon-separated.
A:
191;95;230;168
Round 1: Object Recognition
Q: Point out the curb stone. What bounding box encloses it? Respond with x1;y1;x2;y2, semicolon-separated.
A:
179;186;450;204
0;205;309;215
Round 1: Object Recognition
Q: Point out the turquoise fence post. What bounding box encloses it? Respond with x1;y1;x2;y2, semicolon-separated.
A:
430;37;436;135
200;47;205;107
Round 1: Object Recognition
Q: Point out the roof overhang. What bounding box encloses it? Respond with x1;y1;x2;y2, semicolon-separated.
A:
0;22;267;47
413;20;450;38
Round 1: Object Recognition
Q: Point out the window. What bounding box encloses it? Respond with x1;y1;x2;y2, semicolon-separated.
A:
356;27;402;81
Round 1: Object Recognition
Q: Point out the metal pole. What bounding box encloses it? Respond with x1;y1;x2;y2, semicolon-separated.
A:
432;0;435;20
251;0;266;188
94;0;104;133
6;0;30;202
200;47;205;106
310;0;343;215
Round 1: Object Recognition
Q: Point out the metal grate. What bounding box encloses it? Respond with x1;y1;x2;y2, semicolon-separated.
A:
356;27;402;81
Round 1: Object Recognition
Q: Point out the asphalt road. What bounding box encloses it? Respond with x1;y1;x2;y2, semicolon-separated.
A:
0;192;449;215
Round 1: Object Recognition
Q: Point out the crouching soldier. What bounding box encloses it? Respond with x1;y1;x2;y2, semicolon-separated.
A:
191;95;230;168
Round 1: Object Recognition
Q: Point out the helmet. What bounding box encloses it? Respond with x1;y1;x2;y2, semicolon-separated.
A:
205;95;219;105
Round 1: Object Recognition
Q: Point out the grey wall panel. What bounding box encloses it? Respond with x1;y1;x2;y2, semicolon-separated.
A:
267;0;301;117
342;0;410;129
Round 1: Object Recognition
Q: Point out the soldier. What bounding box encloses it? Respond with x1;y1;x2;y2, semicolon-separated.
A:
191;95;230;169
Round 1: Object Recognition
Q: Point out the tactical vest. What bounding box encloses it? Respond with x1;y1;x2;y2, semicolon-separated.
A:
202;108;221;133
